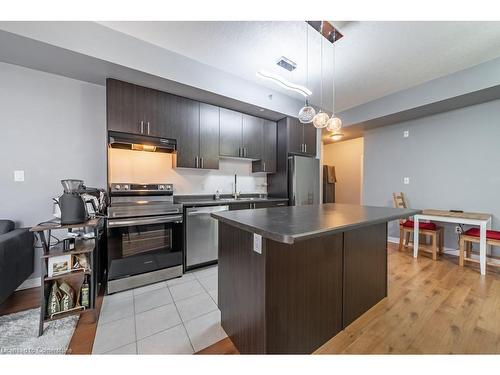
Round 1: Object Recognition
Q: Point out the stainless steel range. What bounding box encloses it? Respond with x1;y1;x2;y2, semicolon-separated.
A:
106;183;183;294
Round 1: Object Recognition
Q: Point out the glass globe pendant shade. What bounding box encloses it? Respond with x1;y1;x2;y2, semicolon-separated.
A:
298;101;316;124
326;117;342;132
312;111;330;129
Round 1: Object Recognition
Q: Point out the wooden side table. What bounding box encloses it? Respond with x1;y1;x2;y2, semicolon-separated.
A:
30;218;103;336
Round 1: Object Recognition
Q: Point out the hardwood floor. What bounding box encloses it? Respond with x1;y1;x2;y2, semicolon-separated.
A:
198;243;500;354
0;287;40;316
66;288;104;354
316;243;500;354
2;242;499;354
197;337;239;354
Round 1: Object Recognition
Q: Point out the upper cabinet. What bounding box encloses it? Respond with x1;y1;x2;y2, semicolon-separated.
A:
287;117;317;157
242;114;263;159
106;79;278;172
107;79;142;134
219;109;266;160
169;96;200;169
219;108;242;158
199;103;220;170
107;79;168;137
252;120;277;173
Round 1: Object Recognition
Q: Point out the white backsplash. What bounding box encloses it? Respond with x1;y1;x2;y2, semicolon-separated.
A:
108;148;267;195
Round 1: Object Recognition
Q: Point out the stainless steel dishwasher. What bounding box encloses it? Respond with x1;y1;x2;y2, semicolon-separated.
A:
185;205;229;268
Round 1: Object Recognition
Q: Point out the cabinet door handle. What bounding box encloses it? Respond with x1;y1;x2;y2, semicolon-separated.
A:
263;161;266;172
304;143;307;153
200;157;204;169
140;121;144;134
244;148;247;158
147;121;150;135
195;156;199;168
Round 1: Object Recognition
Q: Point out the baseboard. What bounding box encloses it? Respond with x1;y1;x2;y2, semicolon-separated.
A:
15;277;41;291
387;236;459;256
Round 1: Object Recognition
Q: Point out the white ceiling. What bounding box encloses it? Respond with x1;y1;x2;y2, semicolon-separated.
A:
98;21;500;113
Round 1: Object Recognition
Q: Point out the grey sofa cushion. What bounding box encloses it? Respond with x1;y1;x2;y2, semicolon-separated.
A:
0;220;15;235
0;228;35;305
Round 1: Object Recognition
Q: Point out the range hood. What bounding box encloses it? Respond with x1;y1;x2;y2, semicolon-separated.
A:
108;131;176;153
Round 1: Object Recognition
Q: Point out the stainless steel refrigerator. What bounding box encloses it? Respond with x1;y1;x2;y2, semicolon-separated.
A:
288;155;320;206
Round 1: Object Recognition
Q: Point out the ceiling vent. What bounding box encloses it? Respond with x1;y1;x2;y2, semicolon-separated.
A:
276;56;297;72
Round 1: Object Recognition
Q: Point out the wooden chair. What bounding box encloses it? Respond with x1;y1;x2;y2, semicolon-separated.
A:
392;192;444;260
459;228;500;271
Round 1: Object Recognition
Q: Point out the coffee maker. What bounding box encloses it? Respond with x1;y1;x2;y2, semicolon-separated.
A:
58;179;90;224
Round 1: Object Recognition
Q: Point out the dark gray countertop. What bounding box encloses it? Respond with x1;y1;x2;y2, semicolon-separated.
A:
211;203;421;244
175;195;288;207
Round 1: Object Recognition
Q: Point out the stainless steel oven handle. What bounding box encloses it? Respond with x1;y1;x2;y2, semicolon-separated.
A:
108;215;183;228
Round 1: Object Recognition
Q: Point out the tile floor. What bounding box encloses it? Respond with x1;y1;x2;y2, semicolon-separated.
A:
92;264;226;354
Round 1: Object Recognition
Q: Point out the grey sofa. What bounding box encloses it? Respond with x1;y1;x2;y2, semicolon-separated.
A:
0;220;34;305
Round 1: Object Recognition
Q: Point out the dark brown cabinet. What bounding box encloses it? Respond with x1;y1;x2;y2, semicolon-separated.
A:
242;114;263;159
107;79;278;172
229;203;251;211
107;79;143;135
219;108;242;158
199;103;220;169
302;121;317;157
107;79;167;137
287;117;317;157
171;100;220;169
219;110;265;160
253;200;287;209
252;120;277;173
169;96;200;169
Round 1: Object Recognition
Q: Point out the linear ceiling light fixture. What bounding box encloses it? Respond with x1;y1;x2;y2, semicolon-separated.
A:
256;70;312;97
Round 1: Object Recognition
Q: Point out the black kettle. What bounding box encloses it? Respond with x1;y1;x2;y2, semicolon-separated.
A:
59;179;88;225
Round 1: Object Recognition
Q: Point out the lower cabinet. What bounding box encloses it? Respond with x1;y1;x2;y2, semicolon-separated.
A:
229;203;251;211
254;201;287;209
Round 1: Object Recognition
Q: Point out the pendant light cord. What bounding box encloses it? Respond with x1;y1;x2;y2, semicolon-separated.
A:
306;23;309;103
332;29;335;117
320;36;323;110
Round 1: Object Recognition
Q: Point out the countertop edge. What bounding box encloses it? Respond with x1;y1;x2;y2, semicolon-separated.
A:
212;208;422;244
177;197;289;207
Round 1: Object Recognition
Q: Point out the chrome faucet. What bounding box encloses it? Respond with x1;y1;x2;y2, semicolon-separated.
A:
233;174;238;199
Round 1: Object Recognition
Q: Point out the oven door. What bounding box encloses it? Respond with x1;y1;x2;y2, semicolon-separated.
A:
107;215;183;281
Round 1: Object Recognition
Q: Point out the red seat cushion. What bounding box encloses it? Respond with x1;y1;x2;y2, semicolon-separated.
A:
402;220;437;230
463;228;500;240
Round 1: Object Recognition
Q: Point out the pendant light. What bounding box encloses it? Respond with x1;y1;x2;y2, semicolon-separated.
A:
326;28;342;132
312;36;329;128
298;23;316;123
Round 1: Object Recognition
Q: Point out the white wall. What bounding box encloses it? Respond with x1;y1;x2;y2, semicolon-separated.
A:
0;62;107;279
363;98;500;255
0;62;107;227
322;138;364;204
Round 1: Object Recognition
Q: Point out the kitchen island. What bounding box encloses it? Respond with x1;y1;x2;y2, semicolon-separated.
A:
211;203;420;354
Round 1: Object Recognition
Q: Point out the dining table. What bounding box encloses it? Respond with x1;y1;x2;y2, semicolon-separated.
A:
413;209;492;275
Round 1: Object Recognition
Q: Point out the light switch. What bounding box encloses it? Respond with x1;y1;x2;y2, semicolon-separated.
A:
403;130;409;138
404;177;410;185
14;170;25;182
253;233;262;254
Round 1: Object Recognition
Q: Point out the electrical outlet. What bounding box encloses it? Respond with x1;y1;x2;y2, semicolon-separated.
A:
455;226;463;234
403;177;410;185
14;170;24;182
403;130;409;138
